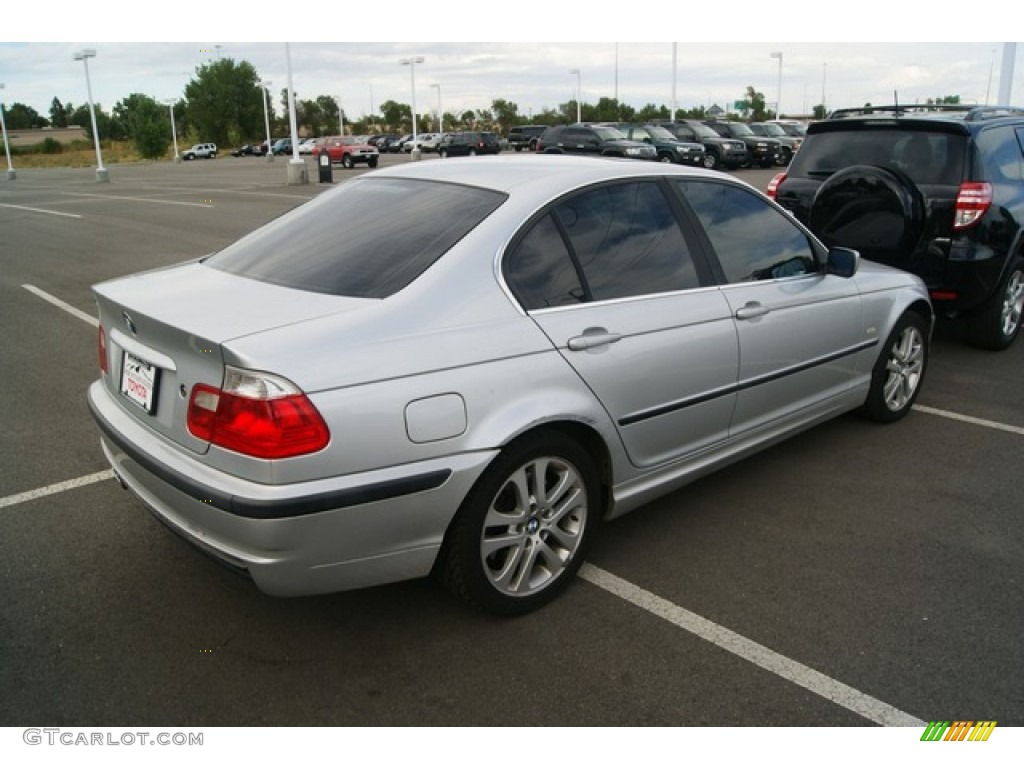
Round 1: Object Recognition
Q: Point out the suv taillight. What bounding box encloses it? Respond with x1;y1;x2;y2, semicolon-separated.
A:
187;367;330;459
954;182;993;230
766;172;787;199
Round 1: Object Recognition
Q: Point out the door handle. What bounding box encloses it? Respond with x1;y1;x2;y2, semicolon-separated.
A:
567;329;623;351
735;302;771;320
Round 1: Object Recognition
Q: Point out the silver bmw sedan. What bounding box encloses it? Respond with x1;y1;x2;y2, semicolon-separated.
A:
88;155;931;615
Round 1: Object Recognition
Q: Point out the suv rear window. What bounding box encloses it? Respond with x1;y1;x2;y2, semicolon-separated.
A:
789;128;967;186
205;178;506;298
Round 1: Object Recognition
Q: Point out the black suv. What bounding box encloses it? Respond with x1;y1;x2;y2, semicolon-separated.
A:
438;131;501;157
769;104;1024;349
749;122;802;165
654;120;748;170
703;120;782;168
507;125;547;152
601;123;706;166
536;124;657;160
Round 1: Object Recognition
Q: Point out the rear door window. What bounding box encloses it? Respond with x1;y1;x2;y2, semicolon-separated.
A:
505;180;703;309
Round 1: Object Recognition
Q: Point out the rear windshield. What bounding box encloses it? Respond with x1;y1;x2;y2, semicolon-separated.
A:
790;128;967;185
205;178;506;298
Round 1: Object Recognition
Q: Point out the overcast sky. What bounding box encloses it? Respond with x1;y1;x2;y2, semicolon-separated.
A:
2;12;1021;124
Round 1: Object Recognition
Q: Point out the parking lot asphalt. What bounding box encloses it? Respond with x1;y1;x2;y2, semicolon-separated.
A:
1;154;1022;729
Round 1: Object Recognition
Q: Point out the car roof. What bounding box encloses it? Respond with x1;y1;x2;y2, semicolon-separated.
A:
365;154;734;197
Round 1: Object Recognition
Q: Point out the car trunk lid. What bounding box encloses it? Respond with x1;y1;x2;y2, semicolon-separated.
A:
94;260;371;454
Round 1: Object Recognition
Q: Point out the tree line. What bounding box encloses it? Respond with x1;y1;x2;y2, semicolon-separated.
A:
3;58;853;160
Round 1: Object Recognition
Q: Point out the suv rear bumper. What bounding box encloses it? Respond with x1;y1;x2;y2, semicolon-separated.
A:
932;244;1011;313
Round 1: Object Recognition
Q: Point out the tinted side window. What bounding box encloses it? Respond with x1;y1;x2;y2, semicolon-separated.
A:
555;182;700;300
506;182;702;308
504;214;585;310
977;126;1023;184
677;181;818;283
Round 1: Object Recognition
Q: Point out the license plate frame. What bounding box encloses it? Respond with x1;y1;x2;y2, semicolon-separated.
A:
120;351;160;414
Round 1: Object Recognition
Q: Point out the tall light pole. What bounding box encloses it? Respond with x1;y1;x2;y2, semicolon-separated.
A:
337;97;345;135
821;63;828;117
73;48;108;182
770;51;783;118
163;99;180;163
0;83;15;180
430;83;442;133
399;56;425;160
284;43;306;184
997;42;1016;105
671;43;678;121
259;80;273;161
569;68;581;123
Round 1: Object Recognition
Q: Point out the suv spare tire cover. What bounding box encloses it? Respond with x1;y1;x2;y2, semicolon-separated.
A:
809;164;924;263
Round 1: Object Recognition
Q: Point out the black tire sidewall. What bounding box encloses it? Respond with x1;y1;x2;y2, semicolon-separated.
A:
861;311;929;422
438;430;601;615
968;257;1024;350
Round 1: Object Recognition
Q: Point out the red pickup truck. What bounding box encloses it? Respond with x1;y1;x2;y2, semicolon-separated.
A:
312;136;379;168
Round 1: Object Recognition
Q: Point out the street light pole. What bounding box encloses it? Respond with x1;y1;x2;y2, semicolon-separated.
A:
0;83;15;180
770;51;783;118
260;80;273;161
73;48;108;182
821;63;828;117
284;43;307;185
337;97;345;135
431;83;442;133
399;56;425;160
163;99;180;162
569;68;581;123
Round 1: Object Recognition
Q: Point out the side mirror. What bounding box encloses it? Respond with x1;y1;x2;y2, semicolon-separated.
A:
826;247;860;278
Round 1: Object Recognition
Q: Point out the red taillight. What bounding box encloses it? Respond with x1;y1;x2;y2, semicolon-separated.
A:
98;325;108;375
954;181;992;230
766;172;787;199
187;368;330;459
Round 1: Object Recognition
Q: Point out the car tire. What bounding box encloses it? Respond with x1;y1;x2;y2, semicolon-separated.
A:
702;153;720;170
658;153;674;163
967;257;1024;350
468;148;477;156
437;430;601;615
439;148;448;158
860;310;929;422
342;154;354;169
368;158;378;168
809;165;924;261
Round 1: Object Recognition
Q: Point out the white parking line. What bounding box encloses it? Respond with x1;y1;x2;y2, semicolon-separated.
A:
21;284;98;327
0;470;114;510
0;202;83;219
59;191;214;208
913;404;1024;436
579;564;925;727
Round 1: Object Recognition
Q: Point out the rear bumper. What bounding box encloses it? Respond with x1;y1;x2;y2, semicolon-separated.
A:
88;380;495;596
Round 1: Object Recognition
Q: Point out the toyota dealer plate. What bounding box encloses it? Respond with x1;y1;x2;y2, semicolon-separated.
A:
120;352;159;414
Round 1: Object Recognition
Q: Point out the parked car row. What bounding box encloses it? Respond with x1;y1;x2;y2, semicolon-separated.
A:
512;119;810;169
